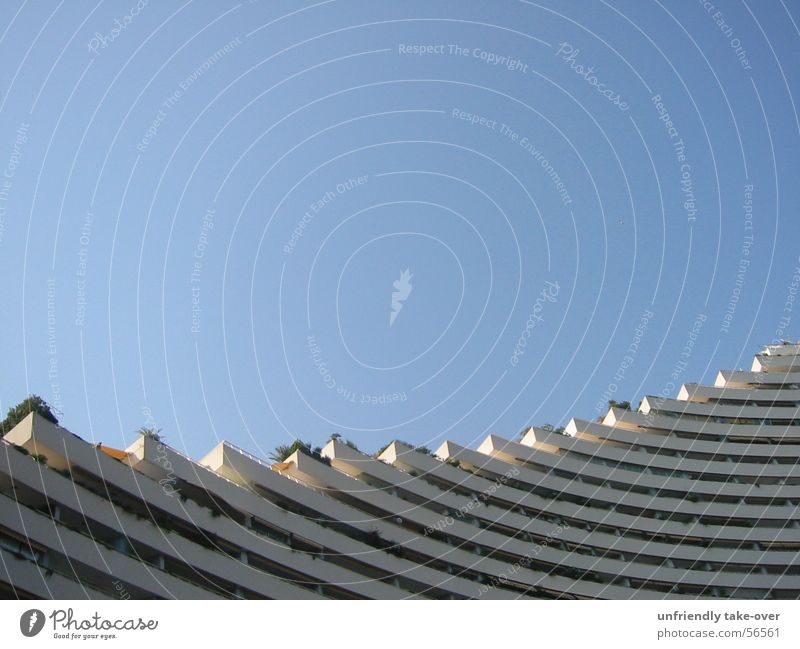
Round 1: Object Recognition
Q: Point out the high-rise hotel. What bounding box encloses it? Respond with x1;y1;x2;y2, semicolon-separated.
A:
3;342;800;599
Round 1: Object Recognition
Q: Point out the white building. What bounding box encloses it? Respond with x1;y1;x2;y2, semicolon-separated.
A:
2;342;800;599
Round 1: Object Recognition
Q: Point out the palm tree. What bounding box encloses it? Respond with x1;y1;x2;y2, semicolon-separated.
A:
136;426;163;442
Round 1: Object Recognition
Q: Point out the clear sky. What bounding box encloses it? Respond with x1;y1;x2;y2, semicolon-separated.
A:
1;0;798;461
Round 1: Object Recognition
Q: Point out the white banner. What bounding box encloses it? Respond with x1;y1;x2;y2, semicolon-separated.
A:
1;600;798;648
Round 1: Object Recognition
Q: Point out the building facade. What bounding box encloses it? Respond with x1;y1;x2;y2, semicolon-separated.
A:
2;342;800;599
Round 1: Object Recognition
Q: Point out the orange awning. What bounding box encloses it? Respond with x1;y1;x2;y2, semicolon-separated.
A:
94;444;129;461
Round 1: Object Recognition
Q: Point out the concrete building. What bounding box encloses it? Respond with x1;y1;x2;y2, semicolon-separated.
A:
2;342;800;599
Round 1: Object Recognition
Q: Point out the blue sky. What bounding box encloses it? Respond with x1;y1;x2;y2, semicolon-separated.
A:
1;0;798;460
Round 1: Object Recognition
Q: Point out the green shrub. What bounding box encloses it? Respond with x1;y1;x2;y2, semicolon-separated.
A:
1;395;58;436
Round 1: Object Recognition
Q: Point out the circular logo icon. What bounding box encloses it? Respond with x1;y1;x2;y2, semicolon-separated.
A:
20;609;45;637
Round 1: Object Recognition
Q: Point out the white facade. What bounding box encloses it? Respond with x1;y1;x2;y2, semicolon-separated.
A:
2;343;800;599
